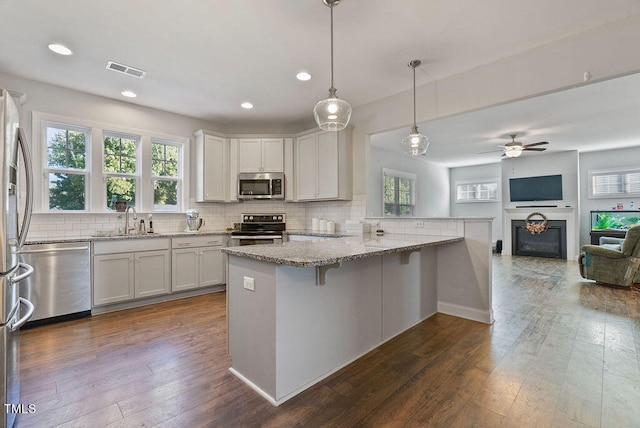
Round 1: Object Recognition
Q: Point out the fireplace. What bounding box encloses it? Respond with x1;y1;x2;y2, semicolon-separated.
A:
511;220;567;259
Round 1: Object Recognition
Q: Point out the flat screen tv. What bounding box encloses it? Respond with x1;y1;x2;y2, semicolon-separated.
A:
509;174;563;202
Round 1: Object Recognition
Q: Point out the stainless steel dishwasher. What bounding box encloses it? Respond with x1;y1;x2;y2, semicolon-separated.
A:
18;242;91;325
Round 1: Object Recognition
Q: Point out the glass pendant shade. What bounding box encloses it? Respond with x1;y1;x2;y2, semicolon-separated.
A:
401;125;429;156
314;89;352;131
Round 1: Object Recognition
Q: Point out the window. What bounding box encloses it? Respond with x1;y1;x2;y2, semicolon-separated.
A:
151;140;181;212
43;123;89;211
104;133;138;210
35;112;190;213
383;168;416;216
589;168;640;198
455;179;500;203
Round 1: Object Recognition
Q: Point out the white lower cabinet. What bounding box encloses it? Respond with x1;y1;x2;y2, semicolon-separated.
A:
135;250;171;298
93;253;134;305
92;239;171;306
172;236;225;292
92;236;226;308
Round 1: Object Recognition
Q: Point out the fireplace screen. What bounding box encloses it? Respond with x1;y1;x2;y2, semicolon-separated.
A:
512;220;567;259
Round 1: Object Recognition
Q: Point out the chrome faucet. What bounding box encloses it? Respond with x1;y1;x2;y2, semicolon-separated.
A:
124;206;137;235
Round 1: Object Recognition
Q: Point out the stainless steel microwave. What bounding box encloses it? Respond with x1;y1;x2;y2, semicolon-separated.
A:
238;172;285;200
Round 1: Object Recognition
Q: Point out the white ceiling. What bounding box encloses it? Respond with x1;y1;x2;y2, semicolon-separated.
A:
371;71;640;167
2;0;640;166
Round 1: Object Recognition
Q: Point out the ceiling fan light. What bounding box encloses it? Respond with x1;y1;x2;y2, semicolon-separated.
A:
505;147;523;158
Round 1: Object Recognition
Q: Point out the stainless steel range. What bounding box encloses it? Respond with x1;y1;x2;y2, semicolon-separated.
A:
230;214;285;246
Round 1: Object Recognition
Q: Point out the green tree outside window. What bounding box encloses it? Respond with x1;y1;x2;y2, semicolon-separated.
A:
45;126;87;210
152;142;180;211
384;172;415;217
104;135;137;210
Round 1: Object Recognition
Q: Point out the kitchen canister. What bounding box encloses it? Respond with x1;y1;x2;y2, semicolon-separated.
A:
312;218;320;231
319;219;327;232
326;221;335;233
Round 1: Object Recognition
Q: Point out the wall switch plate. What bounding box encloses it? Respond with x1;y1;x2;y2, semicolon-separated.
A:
243;276;255;291
415;221;424;228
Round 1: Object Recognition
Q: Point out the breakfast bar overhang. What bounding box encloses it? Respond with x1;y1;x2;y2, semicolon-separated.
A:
222;218;493;405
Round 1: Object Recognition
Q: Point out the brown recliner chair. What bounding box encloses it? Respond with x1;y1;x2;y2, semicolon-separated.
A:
579;225;640;287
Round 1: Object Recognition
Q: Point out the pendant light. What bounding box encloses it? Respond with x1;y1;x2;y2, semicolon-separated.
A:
401;60;429;156
313;0;351;132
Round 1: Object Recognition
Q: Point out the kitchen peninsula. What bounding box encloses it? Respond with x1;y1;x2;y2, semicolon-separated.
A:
222;218;493;405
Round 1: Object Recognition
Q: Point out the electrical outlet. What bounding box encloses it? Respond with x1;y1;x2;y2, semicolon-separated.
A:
415;221;424;228
243;276;255;291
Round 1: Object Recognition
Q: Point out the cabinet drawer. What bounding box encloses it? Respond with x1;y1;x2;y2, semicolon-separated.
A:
93;238;170;255
172;235;226;249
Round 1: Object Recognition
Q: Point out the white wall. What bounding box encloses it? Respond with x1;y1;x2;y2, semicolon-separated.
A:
7;8;640;234
579;146;640;245
1;72;224;145
368;146;449;217
450;163;502;241
351;14;640;214
2;72;374;239
450;147;640;248
453;152;580;251
1;71;224;207
501;151;579;208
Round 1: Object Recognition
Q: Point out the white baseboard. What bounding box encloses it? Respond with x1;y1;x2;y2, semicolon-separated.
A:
438;301;494;324
228;368;278;406
91;284;225;315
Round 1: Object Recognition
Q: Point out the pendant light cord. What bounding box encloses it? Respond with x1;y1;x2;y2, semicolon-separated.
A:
412;63;416;127
330;4;335;90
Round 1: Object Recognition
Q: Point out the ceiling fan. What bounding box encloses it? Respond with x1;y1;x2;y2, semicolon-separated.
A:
479;134;549;158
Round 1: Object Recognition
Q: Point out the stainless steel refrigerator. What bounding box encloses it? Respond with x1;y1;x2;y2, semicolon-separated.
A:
1;89;34;428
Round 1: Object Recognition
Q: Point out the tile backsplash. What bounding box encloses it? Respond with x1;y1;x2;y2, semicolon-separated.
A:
367;217;465;237
26;195;368;239
26;196;472;240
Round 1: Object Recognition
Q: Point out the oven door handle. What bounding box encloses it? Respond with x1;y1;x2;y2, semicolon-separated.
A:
232;235;282;240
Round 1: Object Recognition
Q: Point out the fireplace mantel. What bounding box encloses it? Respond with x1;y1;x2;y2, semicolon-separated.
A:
503;207;578;261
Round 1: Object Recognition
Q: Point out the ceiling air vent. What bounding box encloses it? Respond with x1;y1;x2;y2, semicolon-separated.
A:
106;61;146;79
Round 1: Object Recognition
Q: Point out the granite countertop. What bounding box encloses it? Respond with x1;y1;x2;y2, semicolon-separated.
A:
285;230;349;238
25;230;232;245
24;229;342;245
222;233;463;267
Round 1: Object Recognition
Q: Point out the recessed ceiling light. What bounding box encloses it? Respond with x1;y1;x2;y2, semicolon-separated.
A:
241;102;254;109
48;43;73;56
121;90;137;98
296;71;312;81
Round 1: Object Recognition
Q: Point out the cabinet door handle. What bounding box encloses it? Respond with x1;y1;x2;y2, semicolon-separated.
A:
177;243;189;247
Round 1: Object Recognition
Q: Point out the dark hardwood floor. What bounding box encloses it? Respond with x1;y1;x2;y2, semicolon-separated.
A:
16;255;640;427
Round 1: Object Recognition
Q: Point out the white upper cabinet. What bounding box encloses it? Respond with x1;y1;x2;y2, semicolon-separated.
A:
296;133;317;200
238;138;284;172
195;130;238;202
294;129;352;201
